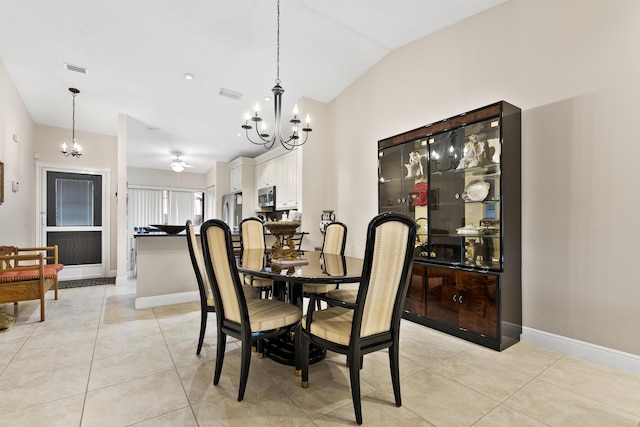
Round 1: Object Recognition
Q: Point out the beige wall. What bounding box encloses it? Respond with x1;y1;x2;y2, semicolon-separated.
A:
329;0;640;355
0;60;37;247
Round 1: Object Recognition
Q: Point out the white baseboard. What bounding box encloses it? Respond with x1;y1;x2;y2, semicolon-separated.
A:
521;326;640;376
115;276;129;285
134;291;199;310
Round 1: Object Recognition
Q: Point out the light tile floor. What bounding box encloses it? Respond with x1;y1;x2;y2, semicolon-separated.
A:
1;282;640;426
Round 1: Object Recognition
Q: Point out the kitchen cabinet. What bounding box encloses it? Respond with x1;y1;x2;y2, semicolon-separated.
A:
255;159;276;189
230;166;242;192
275;150;298;210
227;157;256;215
378;101;521;351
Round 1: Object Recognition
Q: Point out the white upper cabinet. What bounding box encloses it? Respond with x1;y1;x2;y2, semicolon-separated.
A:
255;159;276;189
275;150;298;210
230;166;242;192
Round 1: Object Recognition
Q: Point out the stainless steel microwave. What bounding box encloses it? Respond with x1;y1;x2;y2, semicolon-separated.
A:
257;186;275;208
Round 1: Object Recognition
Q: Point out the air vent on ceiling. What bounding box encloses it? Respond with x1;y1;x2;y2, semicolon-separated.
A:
64;63;88;74
218;88;243;100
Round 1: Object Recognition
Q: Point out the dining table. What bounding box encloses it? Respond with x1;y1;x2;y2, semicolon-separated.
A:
237;249;364;365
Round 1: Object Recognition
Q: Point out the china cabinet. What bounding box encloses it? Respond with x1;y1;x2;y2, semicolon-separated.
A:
378;101;521;350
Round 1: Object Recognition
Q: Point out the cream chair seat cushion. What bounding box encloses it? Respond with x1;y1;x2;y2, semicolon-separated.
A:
303;283;337;294
325;288;357;304
247;299;301;331
244;275;273;288
302;306;353;346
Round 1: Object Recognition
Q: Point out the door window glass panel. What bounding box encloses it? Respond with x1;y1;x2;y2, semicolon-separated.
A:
55;178;94;226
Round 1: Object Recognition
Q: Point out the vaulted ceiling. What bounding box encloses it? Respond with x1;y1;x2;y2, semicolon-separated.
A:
0;0;506;173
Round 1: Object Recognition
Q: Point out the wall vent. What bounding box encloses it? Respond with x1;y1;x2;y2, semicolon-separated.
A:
64;63;88;74
218;88;243;100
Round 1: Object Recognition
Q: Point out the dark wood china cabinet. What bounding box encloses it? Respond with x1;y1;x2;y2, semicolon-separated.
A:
378;101;521;351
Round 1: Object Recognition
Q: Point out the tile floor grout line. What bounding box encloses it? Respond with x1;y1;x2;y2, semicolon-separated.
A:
79;283;108;427
152;303;199;425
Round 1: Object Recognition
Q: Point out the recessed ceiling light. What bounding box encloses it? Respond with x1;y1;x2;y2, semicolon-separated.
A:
184;73;194;80
264;96;271;102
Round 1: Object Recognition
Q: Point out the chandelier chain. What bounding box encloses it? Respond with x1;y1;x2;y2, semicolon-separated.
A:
275;0;280;85
72;91;76;141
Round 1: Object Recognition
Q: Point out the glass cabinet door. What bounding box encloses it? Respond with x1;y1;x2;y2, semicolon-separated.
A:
427;117;502;271
378;137;429;257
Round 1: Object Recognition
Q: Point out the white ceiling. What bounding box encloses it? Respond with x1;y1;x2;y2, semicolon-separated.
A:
0;0;506;173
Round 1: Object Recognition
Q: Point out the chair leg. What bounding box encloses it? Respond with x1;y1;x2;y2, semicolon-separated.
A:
256;339;264;358
348;351;363;425
294;323;301;376
196;309;207;355
389;341;402;407
301;331;309;388
238;332;252;401
213;331;226;385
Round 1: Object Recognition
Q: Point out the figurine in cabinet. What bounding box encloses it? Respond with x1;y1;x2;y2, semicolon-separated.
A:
405;151;426;178
457;134;487;169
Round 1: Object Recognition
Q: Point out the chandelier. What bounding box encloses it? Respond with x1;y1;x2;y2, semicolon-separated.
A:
61;87;82;157
241;0;312;150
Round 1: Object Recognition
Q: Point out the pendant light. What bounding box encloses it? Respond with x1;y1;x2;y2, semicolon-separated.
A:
241;0;312;150
61;87;82;157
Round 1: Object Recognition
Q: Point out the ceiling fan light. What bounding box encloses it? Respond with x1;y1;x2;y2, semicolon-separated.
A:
171;162;184;173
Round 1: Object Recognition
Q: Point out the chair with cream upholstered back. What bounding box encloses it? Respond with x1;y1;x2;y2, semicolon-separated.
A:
303;222;347;308
186;220;215;355
298;212;416;424
239;217;273;298
201;219;302;401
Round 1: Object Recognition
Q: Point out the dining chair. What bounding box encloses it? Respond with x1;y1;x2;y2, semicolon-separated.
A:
298;212;416;424
200;219;302;401
303;222;347;309
186;220;215;355
240;217;273;298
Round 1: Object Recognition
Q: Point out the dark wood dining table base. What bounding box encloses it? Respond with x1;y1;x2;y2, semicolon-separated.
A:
261;280;326;366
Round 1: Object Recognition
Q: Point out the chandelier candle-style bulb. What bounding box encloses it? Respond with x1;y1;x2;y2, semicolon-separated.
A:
241;0;312;150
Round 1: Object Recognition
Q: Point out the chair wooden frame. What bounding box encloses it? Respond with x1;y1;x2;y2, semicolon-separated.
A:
201;219;301;401
0;245;63;322
297;213;416;424
186;220;215;355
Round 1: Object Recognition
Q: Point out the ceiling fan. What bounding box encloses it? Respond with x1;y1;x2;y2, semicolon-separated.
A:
170;153;192;173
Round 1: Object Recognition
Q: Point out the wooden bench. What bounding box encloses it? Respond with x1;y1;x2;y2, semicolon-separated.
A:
0;245;64;321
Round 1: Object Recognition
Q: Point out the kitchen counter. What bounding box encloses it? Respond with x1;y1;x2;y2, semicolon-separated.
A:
134;233;198;309
133;229;310;309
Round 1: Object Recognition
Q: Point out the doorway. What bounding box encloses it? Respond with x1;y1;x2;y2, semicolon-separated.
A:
37;165;110;280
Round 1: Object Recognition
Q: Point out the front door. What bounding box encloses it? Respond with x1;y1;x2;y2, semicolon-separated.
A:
38;165;110;280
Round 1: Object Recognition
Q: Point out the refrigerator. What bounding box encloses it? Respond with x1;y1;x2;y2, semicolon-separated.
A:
222;192;242;232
